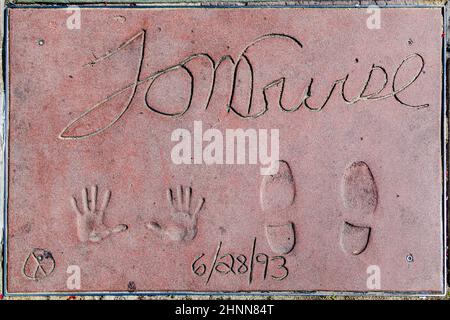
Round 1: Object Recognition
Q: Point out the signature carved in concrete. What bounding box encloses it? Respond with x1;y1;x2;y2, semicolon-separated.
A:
59;30;429;140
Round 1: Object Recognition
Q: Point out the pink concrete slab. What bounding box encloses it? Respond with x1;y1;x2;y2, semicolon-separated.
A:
6;7;445;294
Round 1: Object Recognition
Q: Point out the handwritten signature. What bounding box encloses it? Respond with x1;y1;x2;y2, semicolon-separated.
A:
60;30;428;140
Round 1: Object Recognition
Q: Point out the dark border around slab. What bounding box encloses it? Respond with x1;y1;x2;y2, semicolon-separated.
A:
6;0;449;5
1;3;447;298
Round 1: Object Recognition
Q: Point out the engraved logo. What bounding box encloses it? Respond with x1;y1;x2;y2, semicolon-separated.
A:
23;248;55;281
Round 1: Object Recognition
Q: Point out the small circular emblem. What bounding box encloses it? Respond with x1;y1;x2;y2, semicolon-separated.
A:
23;248;55;281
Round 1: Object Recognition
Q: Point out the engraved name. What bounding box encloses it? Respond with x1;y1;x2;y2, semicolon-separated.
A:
60;30;428;140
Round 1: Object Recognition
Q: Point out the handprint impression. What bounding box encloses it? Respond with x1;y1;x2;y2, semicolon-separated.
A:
71;186;128;243
147;186;205;241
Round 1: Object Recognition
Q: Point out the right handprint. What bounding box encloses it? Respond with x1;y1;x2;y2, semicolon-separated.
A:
147;185;205;242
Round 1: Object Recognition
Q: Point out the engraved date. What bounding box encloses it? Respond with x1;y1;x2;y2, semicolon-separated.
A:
191;238;289;285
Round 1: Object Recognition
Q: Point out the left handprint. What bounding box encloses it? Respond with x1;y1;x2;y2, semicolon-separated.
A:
70;185;128;243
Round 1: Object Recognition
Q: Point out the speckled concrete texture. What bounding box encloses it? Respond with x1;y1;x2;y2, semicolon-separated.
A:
1;3;447;299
